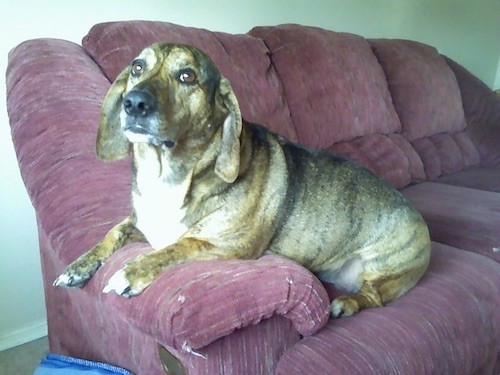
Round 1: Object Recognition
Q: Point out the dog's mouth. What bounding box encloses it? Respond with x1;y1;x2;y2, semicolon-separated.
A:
124;123;176;149
126;123;149;134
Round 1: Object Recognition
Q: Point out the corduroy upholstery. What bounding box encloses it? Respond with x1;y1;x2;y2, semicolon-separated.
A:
6;21;500;374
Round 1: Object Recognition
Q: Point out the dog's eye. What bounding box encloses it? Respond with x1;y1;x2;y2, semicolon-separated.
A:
178;69;197;84
131;59;146;77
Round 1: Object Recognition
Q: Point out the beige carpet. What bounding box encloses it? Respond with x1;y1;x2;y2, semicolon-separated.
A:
0;336;49;375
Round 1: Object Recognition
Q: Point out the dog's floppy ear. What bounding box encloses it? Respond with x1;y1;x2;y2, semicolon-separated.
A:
214;77;242;183
96;68;131;161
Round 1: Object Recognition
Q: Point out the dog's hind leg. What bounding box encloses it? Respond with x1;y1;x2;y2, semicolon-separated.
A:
331;262;429;318
331;280;382;318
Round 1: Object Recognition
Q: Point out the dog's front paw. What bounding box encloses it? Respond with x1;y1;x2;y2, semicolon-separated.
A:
102;270;134;297
102;260;157;297
53;258;102;288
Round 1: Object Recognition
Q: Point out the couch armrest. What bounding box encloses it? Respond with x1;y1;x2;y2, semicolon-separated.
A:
86;244;331;352
7;39;133;262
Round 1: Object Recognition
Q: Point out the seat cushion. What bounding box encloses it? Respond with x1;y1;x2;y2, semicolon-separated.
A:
402;182;500;261
276;243;500;374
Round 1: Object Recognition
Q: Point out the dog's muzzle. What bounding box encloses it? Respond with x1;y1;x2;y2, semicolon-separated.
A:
122;90;175;148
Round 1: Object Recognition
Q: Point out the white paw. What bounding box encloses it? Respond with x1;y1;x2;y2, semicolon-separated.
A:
103;270;133;297
331;299;345;318
53;272;86;288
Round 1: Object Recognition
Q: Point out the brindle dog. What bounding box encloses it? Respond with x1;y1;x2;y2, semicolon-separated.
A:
54;42;431;317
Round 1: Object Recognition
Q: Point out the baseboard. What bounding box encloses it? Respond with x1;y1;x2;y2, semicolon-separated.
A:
0;319;48;351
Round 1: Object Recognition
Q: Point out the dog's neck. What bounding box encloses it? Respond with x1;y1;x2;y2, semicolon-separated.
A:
132;143;193;185
130;119;254;200
131;143;191;249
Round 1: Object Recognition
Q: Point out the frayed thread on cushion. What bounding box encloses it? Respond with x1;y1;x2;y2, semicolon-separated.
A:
182;342;207;359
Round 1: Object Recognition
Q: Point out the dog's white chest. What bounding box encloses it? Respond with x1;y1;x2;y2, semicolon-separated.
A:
133;150;189;250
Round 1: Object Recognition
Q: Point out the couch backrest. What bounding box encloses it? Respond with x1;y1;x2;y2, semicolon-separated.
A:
82;21;485;189
443;56;500;167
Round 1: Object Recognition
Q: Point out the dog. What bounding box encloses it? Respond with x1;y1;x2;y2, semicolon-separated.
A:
54;42;431;317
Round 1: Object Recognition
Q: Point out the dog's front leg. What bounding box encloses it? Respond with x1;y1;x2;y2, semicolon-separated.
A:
103;237;226;297
54;216;145;288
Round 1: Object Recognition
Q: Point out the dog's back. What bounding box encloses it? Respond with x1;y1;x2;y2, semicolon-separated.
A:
253;125;431;317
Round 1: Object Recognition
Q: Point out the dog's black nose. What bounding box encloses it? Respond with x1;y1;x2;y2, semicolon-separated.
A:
123;90;157;118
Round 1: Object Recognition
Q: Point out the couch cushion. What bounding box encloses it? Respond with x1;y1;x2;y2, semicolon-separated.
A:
248;24;418;188
82;20;298;142
411;131;481;181
403;182;500;261
276;242;500;374
369;39;466;141
444;56;500;167
250;25;401;149
436;167;500;193
368;40;482;183
327;133;426;189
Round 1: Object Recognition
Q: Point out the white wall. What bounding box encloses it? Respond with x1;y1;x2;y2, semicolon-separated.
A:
1;0;499;351
495;55;500;90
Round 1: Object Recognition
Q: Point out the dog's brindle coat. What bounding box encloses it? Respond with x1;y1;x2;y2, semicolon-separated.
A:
54;42;431;317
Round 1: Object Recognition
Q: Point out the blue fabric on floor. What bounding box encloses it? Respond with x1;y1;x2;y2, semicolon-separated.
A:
33;353;133;375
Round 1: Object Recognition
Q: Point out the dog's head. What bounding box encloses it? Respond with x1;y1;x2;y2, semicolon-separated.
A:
97;42;242;183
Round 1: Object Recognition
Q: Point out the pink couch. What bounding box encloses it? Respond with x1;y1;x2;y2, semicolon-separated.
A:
6;21;500;374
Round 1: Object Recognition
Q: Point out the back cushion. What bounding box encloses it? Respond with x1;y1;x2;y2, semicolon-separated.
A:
249;25;426;188
249;25;402;149
328;133;425;188
370;39;480;179
369;39;466;141
443;56;500;167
